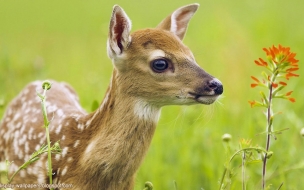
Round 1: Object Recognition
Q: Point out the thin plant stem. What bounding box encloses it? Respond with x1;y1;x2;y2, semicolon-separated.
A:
174;180;178;190
7;167;22;184
262;71;275;189
219;147;268;190
277;182;284;190
218;167;227;190
6;144;49;184
39;83;54;190
242;152;246;190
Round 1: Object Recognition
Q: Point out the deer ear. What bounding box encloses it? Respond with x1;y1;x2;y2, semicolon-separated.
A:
157;4;199;41
107;5;132;59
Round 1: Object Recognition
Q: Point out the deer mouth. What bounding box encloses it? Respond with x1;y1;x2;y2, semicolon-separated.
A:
188;92;219;105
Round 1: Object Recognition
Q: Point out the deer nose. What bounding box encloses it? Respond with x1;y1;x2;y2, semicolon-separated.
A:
208;78;223;95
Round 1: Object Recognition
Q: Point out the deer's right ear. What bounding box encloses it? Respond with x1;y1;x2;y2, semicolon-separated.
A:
107;5;132;59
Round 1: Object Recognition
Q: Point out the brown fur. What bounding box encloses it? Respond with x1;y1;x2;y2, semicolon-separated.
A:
0;4;223;190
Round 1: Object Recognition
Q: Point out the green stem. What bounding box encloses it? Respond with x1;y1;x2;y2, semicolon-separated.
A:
7;148;48;184
219;147;268;190
242;152;246;190
40;87;54;190
229;147;267;163
218;167;227;190
262;70;277;190
7;168;22;184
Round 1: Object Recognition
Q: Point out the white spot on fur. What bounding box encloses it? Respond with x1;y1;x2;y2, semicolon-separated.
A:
77;124;84;131
23;88;29;95
62;135;66;141
37;173;45;183
31;117;38;123
20;170;26;177
13;138;19;155
55;124;63;134
61;166;68;176
14;130;20;138
85;140;95;155
38;132;44;138
15;122;21;129
28;100;33;105
21;102;28;110
61;147;68;157
67;157;73;162
28;127;34;140
27;167;33;175
35;144;40;151
10;163;19;172
55;154;61;161
18;134;27;145
57;109;64;116
18;151;24;159
47;105;58;113
25;107;31;113
33;108;41;114
13;113;21;122
25;141;30;153
73;140;80;148
21;96;26;102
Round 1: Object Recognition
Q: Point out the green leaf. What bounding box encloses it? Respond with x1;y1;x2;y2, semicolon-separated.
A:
91;100;100;111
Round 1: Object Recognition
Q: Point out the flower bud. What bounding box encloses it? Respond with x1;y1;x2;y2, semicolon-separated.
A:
300;128;304;137
42;81;52;90
266;151;273;159
222;134;232;142
144;181;153;190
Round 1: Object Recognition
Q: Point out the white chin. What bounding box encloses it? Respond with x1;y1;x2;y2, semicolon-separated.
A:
196;95;219;105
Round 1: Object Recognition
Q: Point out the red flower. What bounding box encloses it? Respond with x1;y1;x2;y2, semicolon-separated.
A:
285;91;293;96
254;58;268;67
286;72;299;80
286;68;299;72
272;83;278;88
251;45;299;107
289;98;296;103
285;91;296;102
248;100;256;108
250;76;260;88
263;44;299;66
251;76;260;82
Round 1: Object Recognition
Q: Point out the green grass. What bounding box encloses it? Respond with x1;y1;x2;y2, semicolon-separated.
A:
1;0;304;189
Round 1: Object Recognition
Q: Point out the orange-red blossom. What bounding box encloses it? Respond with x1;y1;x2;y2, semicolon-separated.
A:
249;44;299;107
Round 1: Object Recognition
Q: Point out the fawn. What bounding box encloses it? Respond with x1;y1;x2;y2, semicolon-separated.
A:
0;3;223;190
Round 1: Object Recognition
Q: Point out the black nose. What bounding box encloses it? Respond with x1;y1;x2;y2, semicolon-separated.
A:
208;79;223;95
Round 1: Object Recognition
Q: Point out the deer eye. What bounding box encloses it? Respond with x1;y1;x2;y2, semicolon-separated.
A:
151;59;168;72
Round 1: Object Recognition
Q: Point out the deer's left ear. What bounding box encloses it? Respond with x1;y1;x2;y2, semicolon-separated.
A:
157;4;199;41
107;5;132;59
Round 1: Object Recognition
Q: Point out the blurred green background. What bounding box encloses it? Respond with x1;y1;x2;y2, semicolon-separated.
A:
1;0;304;189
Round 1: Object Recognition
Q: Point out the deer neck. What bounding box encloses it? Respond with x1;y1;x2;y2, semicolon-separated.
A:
80;69;161;183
